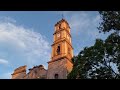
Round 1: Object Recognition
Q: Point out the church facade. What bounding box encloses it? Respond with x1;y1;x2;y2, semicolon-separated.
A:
11;19;74;79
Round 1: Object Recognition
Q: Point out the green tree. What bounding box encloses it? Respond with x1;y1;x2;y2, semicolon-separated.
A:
98;11;120;33
68;11;120;79
68;33;120;79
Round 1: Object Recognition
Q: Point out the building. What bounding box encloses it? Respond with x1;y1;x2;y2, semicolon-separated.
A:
11;65;27;79
11;18;74;79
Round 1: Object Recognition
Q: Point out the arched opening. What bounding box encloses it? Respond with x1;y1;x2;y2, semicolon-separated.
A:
57;45;60;55
59;24;61;29
54;74;59;79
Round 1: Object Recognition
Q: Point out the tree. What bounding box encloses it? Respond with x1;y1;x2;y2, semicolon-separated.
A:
68;11;120;79
68;33;120;79
98;11;120;33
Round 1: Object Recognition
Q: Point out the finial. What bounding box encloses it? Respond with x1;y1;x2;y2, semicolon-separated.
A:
62;13;64;19
61;11;64;19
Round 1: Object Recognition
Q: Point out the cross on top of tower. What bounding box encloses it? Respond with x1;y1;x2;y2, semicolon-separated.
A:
62;13;64;19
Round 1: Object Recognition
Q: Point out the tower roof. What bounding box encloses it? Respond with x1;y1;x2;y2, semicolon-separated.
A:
55;18;70;28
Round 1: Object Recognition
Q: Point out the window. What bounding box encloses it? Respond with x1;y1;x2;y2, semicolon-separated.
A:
57;45;60;55
54;74;59;79
59;24;61;29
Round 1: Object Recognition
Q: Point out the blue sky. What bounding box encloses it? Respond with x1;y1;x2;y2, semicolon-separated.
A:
0;11;111;79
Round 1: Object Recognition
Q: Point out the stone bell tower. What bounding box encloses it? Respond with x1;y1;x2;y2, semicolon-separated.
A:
47;18;73;79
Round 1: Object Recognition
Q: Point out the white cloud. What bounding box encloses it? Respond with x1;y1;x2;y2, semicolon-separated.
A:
65;11;100;36
0;17;50;71
63;11;110;55
66;11;112;40
57;11;100;37
0;58;8;65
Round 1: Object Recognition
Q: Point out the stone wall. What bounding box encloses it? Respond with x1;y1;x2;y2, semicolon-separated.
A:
11;65;27;79
11;65;47;79
47;58;68;79
25;65;47;79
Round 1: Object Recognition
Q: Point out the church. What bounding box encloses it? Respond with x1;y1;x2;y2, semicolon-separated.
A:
11;18;74;79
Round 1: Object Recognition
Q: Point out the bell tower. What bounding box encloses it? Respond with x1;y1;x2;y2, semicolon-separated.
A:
47;19;73;79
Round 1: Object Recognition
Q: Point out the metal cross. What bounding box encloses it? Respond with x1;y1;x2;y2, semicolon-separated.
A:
62;12;64;19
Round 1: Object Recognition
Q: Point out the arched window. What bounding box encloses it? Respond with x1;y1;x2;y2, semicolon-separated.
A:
57;45;60;55
59;24;61;29
54;74;59;79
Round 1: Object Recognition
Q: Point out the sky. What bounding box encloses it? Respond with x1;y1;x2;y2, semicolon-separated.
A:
0;11;111;79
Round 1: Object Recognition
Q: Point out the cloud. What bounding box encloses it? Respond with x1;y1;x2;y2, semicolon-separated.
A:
0;58;8;65
0;17;51;78
64;12;100;36
64;11;111;39
62;11;110;55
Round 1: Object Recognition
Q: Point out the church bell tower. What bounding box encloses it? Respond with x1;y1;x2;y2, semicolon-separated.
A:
47;18;73;79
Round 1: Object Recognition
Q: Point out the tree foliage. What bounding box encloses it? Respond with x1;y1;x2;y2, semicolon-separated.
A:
98;11;120;33
68;33;120;79
68;11;120;79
